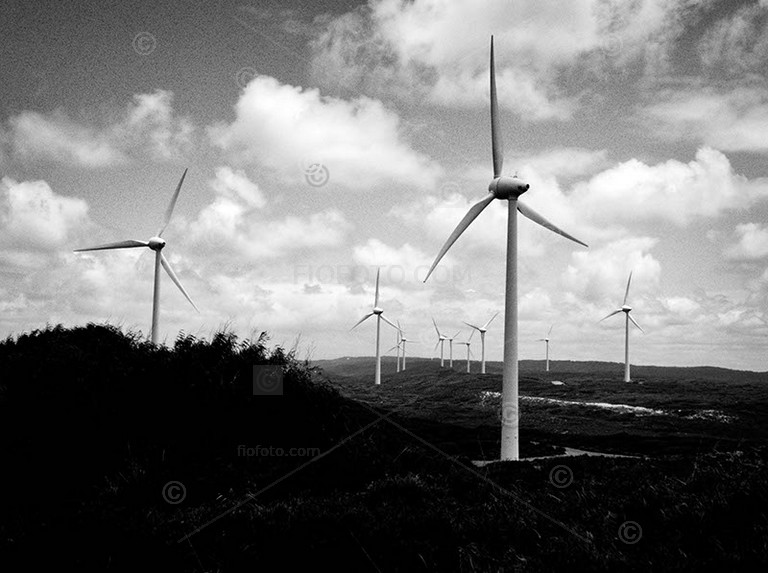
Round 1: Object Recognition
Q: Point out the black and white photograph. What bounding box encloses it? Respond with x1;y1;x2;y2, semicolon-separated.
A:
1;0;768;570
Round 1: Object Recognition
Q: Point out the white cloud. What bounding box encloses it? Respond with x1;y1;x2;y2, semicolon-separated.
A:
8;111;125;167
642;87;768;153
210;166;266;209
725;223;768;260
0;177;89;251
574;147;768;226
561;236;662;305
6;90;193;167
209;75;440;189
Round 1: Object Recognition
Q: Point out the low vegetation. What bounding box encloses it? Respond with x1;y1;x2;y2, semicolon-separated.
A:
1;325;766;571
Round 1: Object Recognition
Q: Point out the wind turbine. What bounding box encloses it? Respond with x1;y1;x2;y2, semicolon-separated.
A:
396;320;415;371
538;325;554;372
447;330;461;367
351;267;398;385
600;271;644;382
458;330;475;373
387;320;406;373
423;37;588;461
74;169;199;344
463;311;499;374
432;318;448;367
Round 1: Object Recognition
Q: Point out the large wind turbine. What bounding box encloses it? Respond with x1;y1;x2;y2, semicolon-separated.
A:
351;267;399;385
432;318;448;367
423;37;588;461
458;330;475;373
74;169;199;344
463;311;499;374
447;330;460;368
538;324;553;372
600;271;644;382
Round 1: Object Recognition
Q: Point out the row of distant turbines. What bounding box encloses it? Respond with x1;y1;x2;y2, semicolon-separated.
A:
73;37;641;462
353;267;645;380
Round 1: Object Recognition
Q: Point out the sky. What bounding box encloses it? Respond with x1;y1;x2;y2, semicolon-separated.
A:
1;0;768;371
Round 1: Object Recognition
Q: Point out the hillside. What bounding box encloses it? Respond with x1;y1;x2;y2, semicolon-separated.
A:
1;325;767;571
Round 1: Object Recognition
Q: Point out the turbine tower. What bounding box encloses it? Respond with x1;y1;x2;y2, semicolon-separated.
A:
397;321;414;371
538;324;553;372
351;267;398;385
463;311;499;374
432;318;448;367
387;329;402;373
458;330;475;373
600;271;644;382
74;169;199;344
447;330;460;368
423;37;588;461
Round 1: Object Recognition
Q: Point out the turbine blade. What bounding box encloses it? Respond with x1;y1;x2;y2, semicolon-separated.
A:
351;312;374;331
160;252;199;312
374;267;381;307
74;239;148;252
547;324;554;337
490;36;503;178
517;201;588;248
623;271;633;305
628;313;644;333
158;168;188;236
380;315;399;331
423;193;495;282
434;340;441;352
453;331;461;339
483;311;500;329
463;321;481;331
433;317;442;337
386;345;399;353
468;329;476;342
599;309;623;322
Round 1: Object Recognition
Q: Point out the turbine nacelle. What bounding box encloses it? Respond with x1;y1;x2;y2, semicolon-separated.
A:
372;306;384;315
489;176;529;200
148;236;166;251
622;305;632;312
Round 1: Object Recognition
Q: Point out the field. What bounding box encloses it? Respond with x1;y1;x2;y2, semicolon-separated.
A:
1;325;767;571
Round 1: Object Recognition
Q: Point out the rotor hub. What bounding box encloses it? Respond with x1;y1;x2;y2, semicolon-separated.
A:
622;305;632;312
148;236;166;251
489;176;529;200
373;307;383;315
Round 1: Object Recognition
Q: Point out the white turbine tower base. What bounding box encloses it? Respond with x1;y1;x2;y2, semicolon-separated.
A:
351;267;399;385
464;312;499;375
74;169;199;344
424;37;588;462
600;271;644;382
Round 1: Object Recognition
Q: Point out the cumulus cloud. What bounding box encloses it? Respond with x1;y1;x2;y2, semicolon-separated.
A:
209;75;440;189
5;90;194;167
0;177;89;251
642;87;768;153
574;147;768;226
308;0;710;120
187;166;352;261
725;223;768;260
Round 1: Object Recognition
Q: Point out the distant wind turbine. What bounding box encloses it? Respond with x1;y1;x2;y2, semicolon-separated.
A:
463;311;499;374
432;318;448;367
538;324;554;372
447;330;460;367
423;36;588;461
396;321;415;371
600;271;644;383
458;330;475;373
73;169;199;344
387;329;402;373
351;267;398;385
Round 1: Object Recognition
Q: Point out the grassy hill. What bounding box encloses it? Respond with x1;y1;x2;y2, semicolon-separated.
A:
1;326;767;571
